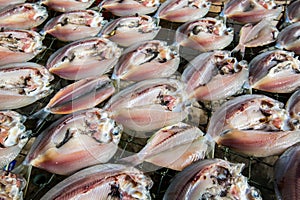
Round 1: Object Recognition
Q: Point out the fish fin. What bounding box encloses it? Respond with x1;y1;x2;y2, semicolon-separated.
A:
117;154;144;167
28;108;50;132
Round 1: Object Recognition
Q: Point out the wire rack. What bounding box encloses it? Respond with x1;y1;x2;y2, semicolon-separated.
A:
8;0;294;199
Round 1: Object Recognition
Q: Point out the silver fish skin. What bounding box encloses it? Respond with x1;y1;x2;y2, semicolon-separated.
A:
0;29;45;66
0;3;48;30
274;143;300;200
41;0;96;12
113;40;180;82
104;78;190;133
0;0;26;9
102;0;160;16
0;111;30;169
276;22;300;55
175;17;234;52
120;122;213;171
207;94;300;157
286;89;300;130
43;10;107;42
0;170;26;200
46;75;115;114
24;108;122;175
181;50;248;101
249;50;300;93
286;0;300;23
0;62;53;110
233;19;279;57
157;0;211;23
40;164;153;200
100;15;160;47
163;159;262;200
222;0;282;24
47;37;122;80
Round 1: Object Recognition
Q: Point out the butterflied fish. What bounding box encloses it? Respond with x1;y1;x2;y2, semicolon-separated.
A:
43;10;107;42
0;111;30;169
40;164;152;200
175;17;233;52
0;170;26;200
163;159;262;199
46;37;122;80
0;62;53;110
113;40;180;82
24;108;122;175
276;22;300;55
207;94;300;157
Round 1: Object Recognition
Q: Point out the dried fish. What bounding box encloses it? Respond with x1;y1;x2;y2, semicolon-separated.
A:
0;111;30;169
274;143;300;200
40;164;152;200
233;19;279;57
0;3;48;30
249;50;300;93
0;62;53;110
175;17;233;52
47;37;122;80
276;22;300;55
0;170;26;200
181;50;248;101
43;10;107;42
0;29;45;66
104;78;190;133
0;0;26;9
41;0;96;12
157;0;211;23
222;0;282;24
120;123;213;171
24;108;122;175
102;0;160;16
46;75;115;114
100;15;160;47
164;159;262;199
207;94;300;157
286;0;300;23
113;40;180;82
286;90;300;130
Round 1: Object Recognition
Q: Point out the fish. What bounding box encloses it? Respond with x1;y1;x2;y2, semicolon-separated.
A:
286;0;300;23
249;50;300;93
120;122;213;171
46;37;122;80
0;29;45;66
104;78;191;133
175;17;234;52
101;0;160;16
0;170;27;200
112;40;180;82
276;22;300;55
0;111;31;169
41;0;96;12
163;159;262;199
286;89;300;130
233;19;279;57
222;0;282;24
0;62;54;110
0;3;48;30
157;0;211;23
45;75;115;114
207;94;300;157
43;10;107;42
100;15;160;47
40;164;152;200
181;50;248;101
0;0;26;9
24;108;123;175
274;143;300;200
